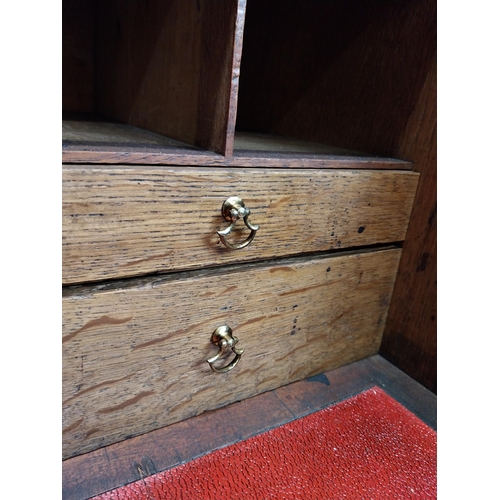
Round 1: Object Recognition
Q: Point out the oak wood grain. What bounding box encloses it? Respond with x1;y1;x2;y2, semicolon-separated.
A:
62;148;411;168
62;166;418;284
62;248;401;459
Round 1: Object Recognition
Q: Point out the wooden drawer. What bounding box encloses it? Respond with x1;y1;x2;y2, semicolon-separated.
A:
62;166;418;284
63;247;401;459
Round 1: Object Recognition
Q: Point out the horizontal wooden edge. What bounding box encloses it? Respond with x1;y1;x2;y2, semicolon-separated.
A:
62;149;413;170
62;245;402;293
62;355;436;500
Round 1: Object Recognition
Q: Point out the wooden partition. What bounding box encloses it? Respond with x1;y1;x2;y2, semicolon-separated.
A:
63;0;245;155
63;0;435;164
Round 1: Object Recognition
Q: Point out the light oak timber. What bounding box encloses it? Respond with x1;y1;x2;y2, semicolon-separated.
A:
62;166;418;284
62;147;411;168
62;247;401;459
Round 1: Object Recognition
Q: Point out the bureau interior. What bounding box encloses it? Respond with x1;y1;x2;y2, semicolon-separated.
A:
62;0;431;161
235;0;435;159
62;0;241;155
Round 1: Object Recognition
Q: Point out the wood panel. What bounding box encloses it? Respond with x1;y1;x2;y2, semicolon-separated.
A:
62;355;436;500
62;248;401;459
236;0;436;158
380;56;437;393
196;0;246;155
62;166;418;284
95;0;201;145
94;0;242;155
61;147;410;168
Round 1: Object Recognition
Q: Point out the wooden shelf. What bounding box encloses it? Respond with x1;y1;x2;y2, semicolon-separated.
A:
233;131;367;156
63;0;244;156
62;118;201;151
62;118;410;169
63;118;361;155
62;0;426;165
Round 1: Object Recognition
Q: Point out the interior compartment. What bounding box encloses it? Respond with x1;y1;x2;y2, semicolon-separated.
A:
62;0;243;155
63;0;434;162
235;0;436;159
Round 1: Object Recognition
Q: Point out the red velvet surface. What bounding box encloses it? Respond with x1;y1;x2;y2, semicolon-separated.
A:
93;388;437;499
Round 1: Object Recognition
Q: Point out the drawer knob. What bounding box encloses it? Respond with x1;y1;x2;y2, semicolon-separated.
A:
207;325;244;373
217;196;260;250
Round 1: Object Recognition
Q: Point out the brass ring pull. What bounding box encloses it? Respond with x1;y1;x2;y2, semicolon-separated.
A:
217;196;260;250
207;325;244;373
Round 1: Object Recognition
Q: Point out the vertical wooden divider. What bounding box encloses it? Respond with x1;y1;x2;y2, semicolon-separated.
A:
94;0;244;156
197;0;246;156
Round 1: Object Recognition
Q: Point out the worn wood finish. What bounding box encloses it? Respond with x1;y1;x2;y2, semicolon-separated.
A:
62;122;411;168
62;147;410;168
277;354;437;430
62;248;401;459
236;0;436;159
62;355;436;500
62;166;417;284
381;56;437;393
94;0;242;155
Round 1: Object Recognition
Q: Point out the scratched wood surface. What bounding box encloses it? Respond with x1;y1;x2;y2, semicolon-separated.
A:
62;166;417;284
62;247;401;459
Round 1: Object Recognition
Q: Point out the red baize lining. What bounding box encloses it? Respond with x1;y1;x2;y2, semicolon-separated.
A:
93;387;437;499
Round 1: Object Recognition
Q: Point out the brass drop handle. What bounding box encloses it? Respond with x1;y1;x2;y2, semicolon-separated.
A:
217;196;260;250
207;325;244;373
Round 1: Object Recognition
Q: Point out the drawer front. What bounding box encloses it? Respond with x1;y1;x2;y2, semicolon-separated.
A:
63;247;401;459
62;166;418;284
